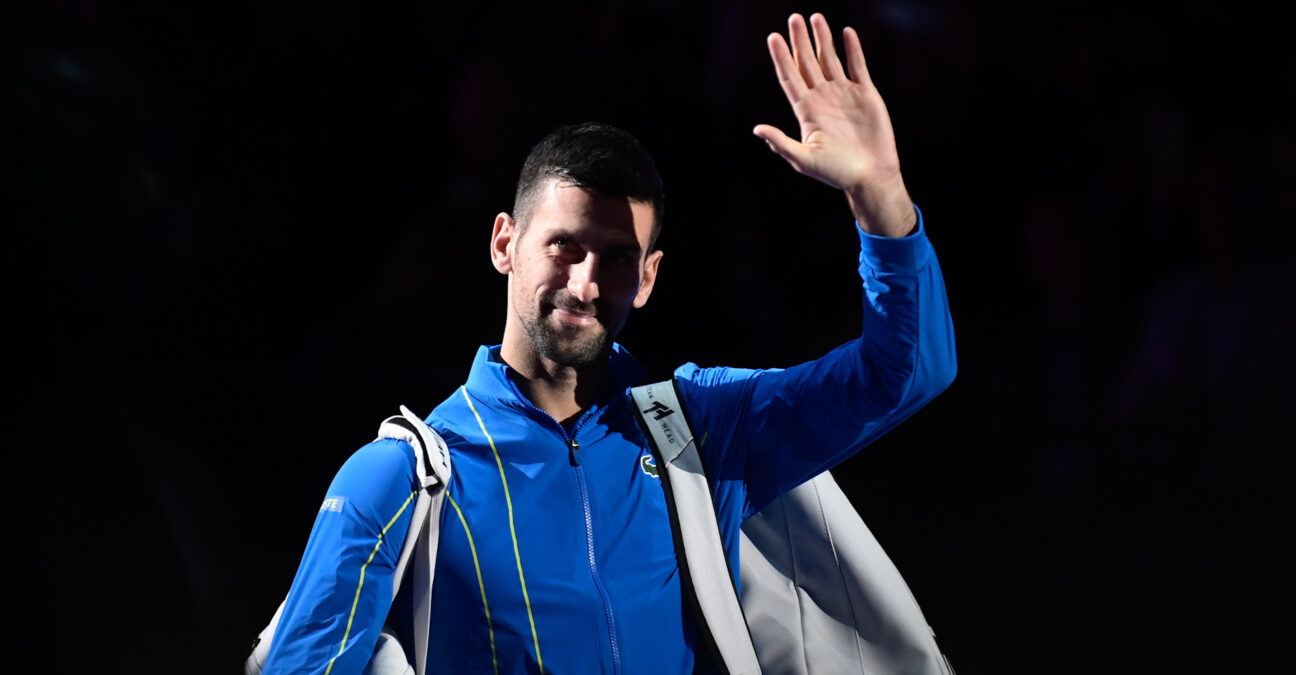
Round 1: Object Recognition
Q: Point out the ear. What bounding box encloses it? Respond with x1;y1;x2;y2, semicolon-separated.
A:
490;212;516;274
632;249;664;308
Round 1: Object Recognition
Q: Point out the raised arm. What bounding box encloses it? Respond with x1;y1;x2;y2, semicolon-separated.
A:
754;12;915;238
677;12;955;525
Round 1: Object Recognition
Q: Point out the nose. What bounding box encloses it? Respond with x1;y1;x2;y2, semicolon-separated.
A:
566;254;601;304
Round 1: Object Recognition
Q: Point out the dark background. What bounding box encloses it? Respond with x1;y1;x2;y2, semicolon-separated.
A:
6;1;1293;672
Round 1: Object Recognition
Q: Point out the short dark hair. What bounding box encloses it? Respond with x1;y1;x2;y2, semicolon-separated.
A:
512;122;666;250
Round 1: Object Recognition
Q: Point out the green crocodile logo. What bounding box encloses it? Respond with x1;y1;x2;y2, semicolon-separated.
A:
640;454;659;479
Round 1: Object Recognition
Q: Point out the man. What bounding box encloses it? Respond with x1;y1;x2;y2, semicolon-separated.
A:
263;12;955;674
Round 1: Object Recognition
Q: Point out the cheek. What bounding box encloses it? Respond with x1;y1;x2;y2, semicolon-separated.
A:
515;259;564;293
611;264;646;289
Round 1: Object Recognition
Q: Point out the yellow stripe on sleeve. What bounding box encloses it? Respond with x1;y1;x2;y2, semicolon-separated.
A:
324;490;418;675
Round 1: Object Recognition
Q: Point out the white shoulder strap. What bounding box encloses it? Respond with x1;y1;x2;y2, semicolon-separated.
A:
631;381;761;675
375;405;451;675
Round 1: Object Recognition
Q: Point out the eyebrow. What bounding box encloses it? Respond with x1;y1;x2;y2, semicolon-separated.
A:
548;228;642;254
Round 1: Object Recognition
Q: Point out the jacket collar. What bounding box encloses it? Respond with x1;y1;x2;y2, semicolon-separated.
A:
465;343;647;416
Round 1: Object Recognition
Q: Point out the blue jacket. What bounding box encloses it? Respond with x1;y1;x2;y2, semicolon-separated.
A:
263;212;956;674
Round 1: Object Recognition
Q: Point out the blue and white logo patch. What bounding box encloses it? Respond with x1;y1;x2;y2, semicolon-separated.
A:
320;496;346;513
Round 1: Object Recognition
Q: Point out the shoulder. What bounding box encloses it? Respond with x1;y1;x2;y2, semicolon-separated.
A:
673;362;762;387
425;386;483;445
327;438;420;508
672;361;769;404
668;362;766;440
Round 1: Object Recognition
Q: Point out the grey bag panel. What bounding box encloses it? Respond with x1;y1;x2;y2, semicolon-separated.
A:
632;379;954;675
363;630;417;675
244;602;284;675
740;472;954;675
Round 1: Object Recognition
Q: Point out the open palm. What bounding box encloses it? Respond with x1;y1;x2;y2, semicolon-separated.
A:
755;13;914;237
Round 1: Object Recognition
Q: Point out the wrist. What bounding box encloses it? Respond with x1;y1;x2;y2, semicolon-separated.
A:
846;175;915;238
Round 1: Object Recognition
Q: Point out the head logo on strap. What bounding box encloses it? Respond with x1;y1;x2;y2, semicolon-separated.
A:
642;401;674;420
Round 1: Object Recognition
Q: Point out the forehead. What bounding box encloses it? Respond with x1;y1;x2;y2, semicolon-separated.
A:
525;180;655;249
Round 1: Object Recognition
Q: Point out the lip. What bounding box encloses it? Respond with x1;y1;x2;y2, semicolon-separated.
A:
552;307;598;326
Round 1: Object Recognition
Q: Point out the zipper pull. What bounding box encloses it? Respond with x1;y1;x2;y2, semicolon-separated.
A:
568;438;581;466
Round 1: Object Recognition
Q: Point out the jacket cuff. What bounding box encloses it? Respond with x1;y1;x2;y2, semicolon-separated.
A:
857;204;931;275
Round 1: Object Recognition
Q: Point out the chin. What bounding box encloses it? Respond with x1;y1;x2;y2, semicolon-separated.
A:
528;325;609;369
549;338;610;369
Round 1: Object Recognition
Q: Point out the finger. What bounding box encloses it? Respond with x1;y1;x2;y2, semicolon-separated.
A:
787;13;823;87
843;26;873;86
753;124;812;173
766;32;808;102
810;13;847;81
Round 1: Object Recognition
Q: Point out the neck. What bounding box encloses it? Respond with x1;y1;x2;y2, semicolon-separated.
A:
500;328;609;426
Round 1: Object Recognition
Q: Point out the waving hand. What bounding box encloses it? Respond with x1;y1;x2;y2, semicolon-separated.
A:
754;13;916;237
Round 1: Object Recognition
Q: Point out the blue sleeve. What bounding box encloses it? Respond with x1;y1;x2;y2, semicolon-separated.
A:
262;438;420;675
675;206;957;519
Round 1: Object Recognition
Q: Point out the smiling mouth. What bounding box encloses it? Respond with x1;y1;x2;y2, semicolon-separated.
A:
552;306;599;326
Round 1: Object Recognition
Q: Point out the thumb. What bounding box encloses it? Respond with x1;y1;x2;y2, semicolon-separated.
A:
753;124;810;171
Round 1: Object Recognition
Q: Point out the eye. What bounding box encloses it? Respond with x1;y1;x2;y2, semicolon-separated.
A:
551;237;571;249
